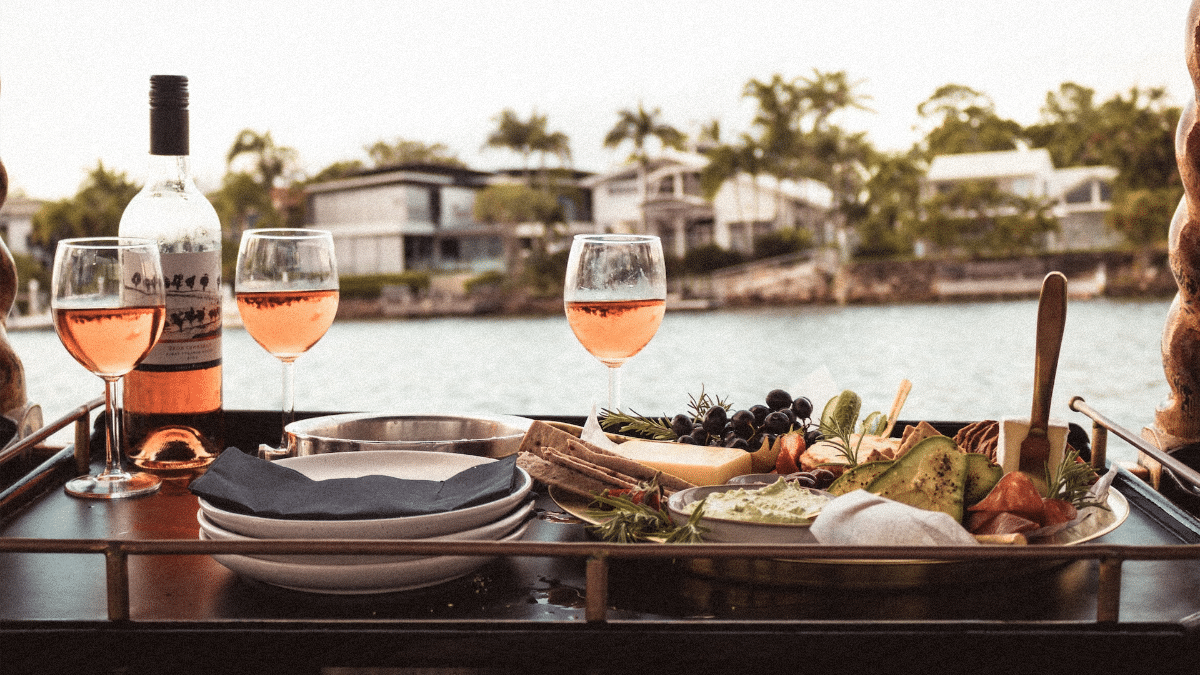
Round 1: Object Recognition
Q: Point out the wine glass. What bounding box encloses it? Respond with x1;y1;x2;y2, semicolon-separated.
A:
235;229;339;457
564;234;667;410
51;237;166;498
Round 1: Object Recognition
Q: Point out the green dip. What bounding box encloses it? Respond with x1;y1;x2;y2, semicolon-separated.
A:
687;479;830;524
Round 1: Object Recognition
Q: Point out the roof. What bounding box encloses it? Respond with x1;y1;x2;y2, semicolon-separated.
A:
580;149;710;188
306;163;492;194
581;149;834;208
0;195;43;218
925;147;1057;181
1046;165;1118;196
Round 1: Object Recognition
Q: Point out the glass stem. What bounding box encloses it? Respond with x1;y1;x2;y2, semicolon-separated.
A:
280;359;296;450
607;365;621;411
99;375;128;480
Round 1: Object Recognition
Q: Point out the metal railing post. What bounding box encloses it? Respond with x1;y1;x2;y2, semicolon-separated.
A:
584;554;609;623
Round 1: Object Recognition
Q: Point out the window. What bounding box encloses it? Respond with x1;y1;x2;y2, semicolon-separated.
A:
439;238;460;261
685;219;715;249
1099;181;1112;202
682;172;702;196
441;186;476;229
1065;182;1092;204
404;235;435;270
406;185;434;223
1010;177;1035;197
729;222;751;253
657;175;675;196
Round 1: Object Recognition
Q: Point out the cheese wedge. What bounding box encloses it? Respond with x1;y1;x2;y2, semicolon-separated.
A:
996;417;1068;496
606;439;752;486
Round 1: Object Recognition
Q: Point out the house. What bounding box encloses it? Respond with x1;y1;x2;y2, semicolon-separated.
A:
0;194;40;258
304;164;596;276
922;147;1121;252
304;163;504;275
582;149;834;259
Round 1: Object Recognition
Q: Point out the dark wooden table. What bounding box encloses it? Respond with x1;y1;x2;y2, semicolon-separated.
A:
3;412;1200;674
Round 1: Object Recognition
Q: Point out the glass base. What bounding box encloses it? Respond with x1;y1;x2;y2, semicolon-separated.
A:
64;471;162;499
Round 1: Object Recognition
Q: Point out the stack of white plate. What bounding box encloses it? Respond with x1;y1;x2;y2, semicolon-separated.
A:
196;450;534;594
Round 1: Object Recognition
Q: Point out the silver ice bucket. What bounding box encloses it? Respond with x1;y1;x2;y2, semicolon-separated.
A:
284;413;533;458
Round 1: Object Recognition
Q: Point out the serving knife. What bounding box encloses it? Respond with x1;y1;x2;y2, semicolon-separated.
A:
1019;272;1067;484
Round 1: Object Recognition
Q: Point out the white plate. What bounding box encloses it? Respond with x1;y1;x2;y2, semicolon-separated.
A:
198;450;532;539
196;499;535;565
205;521;531;594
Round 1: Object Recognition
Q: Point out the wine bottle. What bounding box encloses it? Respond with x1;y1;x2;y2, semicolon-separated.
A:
119;75;223;472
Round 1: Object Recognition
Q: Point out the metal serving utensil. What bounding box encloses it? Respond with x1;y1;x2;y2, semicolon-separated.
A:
1019;272;1067;483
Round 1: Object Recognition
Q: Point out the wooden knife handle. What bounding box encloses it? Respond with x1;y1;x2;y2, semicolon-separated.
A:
1030;272;1067;432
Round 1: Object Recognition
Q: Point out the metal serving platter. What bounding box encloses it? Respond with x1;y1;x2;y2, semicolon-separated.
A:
551;487;1128;589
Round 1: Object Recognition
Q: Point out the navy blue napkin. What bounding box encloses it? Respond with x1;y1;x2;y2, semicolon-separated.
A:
190;449;519;520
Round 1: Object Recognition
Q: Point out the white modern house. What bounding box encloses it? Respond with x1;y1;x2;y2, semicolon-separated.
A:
922;146;1121;252
304;164;596;276
304;164;504;275
582;150;835;259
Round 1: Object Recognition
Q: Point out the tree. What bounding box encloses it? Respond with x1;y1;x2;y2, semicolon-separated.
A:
31;161;140;254
1026;83;1181;248
1025;82;1105;168
210;171;278;235
473;183;564;273
911;179;1057;257
305;159;365;184
1108;187;1176;246
916;84;1025;156
226;129;298;193
366;138;465;168
603;103;686;161
738;71;874;253
603;103;686;230
483;109;571;184
856;151;924;257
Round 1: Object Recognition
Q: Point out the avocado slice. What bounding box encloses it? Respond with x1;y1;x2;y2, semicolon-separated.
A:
866;436;967;522
826;460;894;496
963;452;1003;507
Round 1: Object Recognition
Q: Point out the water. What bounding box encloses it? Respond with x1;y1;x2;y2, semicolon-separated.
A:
10;298;1174;463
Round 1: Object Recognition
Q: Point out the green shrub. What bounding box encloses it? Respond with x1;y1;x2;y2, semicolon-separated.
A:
753;227;813;260
339;272;431;299
464;270;507;293
682;243;743;274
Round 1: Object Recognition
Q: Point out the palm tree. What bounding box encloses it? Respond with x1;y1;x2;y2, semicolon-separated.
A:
603;103;686;229
484;109;572;185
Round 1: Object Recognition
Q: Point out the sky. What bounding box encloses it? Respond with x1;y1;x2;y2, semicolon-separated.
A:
1;0;1196;201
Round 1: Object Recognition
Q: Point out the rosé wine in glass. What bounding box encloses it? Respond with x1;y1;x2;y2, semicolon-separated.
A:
564;234;666;410
235;229;338;457
51;237;166;498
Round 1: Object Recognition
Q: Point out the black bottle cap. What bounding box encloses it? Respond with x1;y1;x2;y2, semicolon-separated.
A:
149;75;189;156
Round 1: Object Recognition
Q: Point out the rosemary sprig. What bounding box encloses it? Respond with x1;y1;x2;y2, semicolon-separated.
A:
687;385;730;420
598;385;731;441
819;417;863;469
585;491;708;543
1048;447;1109;511
664;500;707;544
599;408;676;440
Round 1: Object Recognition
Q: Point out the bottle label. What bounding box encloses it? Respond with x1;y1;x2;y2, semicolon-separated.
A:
138;250;222;370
